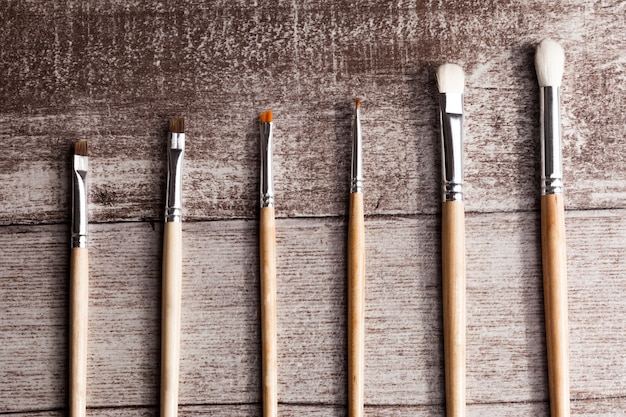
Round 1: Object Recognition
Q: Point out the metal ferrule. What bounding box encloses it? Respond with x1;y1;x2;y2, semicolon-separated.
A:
439;92;464;202
165;132;185;222
260;122;275;208
71;155;88;248
351;107;363;194
540;87;563;195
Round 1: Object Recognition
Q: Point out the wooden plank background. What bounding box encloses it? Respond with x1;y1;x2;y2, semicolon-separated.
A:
1;1;626;415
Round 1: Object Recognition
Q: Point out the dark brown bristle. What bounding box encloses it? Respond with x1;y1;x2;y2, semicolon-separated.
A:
74;140;88;156
355;98;361;109
169;117;185;133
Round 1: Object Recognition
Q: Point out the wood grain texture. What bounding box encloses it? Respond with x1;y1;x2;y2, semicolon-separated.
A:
348;192;365;417
541;194;570;417
6;400;626;417
2;1;626;225
2;212;626;414
160;221;183;417
441;201;466;417
69;247;89;417
2;1;626;416
260;206;278;417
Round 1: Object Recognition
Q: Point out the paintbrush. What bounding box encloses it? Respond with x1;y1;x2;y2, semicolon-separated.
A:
437;63;466;417
161;117;185;417
259;110;277;417
535;38;570;417
70;140;89;417
348;98;365;417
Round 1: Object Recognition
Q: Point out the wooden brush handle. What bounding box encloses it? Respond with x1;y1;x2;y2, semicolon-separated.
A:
541;194;570;417
442;201;466;417
161;221;183;417
70;247;88;417
348;192;365;417
260;207;278;417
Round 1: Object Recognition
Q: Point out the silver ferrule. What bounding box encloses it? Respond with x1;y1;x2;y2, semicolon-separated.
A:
260;122;275;208
540;86;563;195
71;155;88;248
439;93;464;202
165;132;185;222
351;106;363;193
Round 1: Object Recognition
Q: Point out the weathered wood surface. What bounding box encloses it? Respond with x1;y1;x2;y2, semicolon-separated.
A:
5;398;626;417
2;1;626;416
2;1;626;225
2;213;626;414
6;398;626;417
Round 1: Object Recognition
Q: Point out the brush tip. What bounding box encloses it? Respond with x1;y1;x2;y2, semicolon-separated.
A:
260;110;273;123
169;117;185;133
355;98;361;109
535;39;565;87
436;63;465;94
74;140;88;156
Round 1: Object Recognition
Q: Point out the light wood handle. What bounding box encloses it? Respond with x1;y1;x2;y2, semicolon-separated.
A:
161;221;183;417
70;247;88;417
348;192;365;417
442;201;466;417
260;207;278;417
541;194;570;417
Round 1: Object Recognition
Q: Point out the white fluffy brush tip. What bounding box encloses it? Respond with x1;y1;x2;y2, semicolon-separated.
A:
535;39;565;87
436;63;465;94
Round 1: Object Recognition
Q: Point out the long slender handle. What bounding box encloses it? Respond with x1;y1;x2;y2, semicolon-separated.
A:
442;201;466;417
161;222;183;417
70;248;88;417
260;207;278;417
541;194;570;417
348;192;365;417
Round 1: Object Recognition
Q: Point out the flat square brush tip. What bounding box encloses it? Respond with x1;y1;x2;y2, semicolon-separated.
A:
74;140;88;156
169;117;185;133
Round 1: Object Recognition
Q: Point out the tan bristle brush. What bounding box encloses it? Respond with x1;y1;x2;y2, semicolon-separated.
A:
70;140;88;417
535;39;570;417
348;98;365;417
259;110;277;417
436;63;466;417
161;117;185;417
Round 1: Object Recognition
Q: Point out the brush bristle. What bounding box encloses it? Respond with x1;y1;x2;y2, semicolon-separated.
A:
260;110;273;123
535;39;565;87
355;98;361;109
436;63;465;94
74;140;88;157
169;117;185;133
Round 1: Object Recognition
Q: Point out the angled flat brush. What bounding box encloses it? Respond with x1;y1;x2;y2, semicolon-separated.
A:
348;98;366;417
161;117;185;417
535;38;570;417
437;63;466;417
70;140;89;417
259;110;277;417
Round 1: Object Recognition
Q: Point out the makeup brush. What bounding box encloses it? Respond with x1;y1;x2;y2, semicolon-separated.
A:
259;110;277;417
535;38;570;417
70;140;89;417
436;63;466;417
348;98;365;417
161;117;185;417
